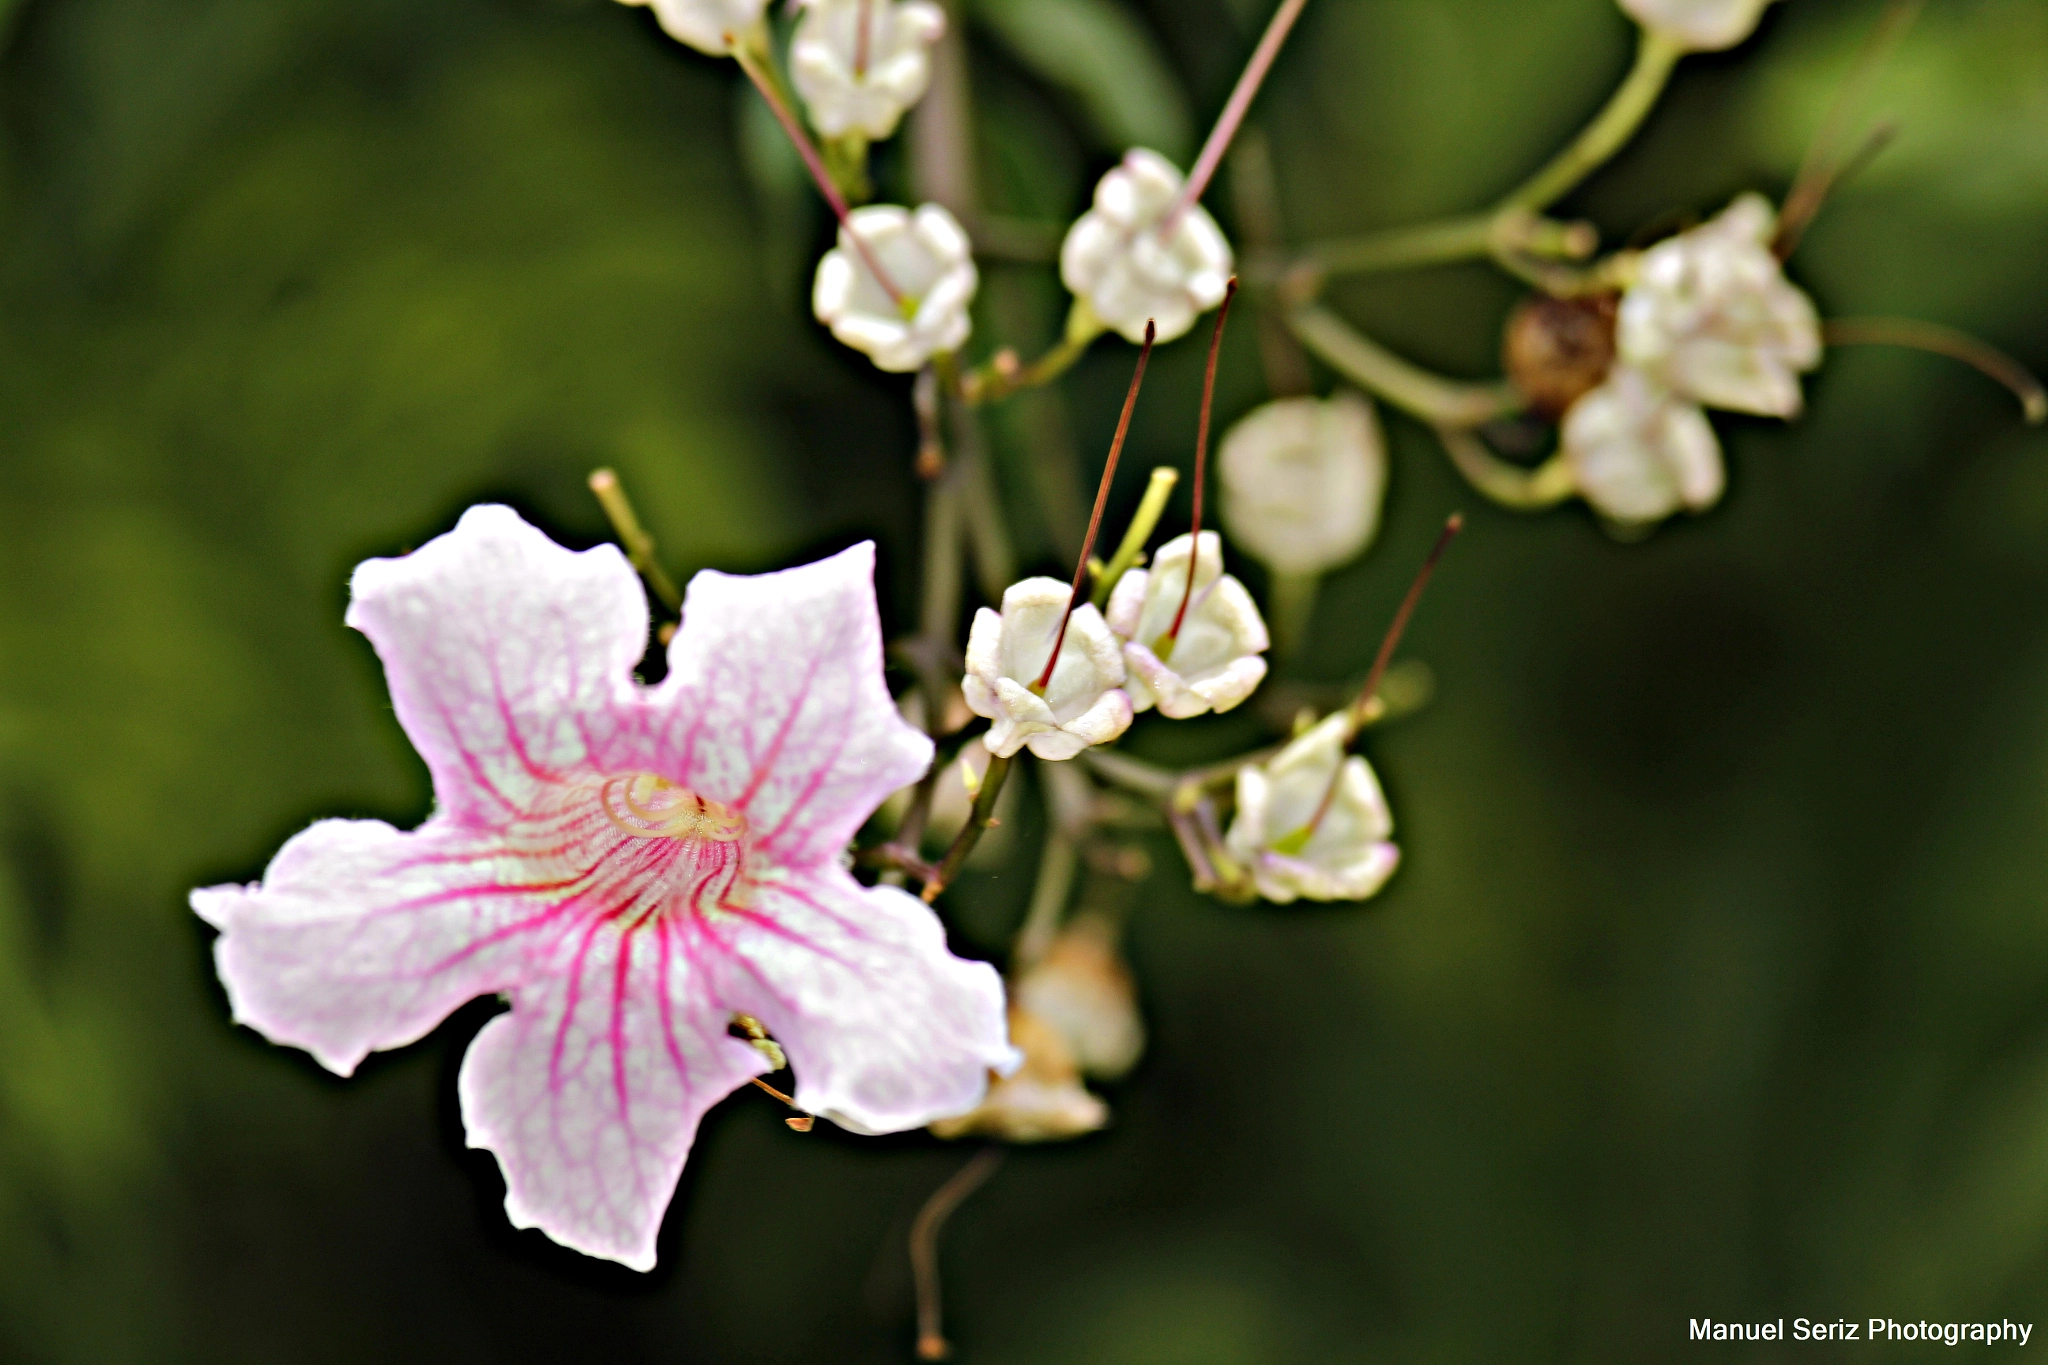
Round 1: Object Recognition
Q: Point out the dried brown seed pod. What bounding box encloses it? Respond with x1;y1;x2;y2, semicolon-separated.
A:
1503;292;1619;421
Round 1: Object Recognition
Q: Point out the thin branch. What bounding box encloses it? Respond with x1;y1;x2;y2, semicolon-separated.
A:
1288;304;1521;427
1496;27;1684;214
588;469;683;613
922;751;1013;902
1824;317;2046;424
911;1147;1006;1362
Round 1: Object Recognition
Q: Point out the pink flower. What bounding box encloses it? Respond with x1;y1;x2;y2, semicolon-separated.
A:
193;507;1015;1271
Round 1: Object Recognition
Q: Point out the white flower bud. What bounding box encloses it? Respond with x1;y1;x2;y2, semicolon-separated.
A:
790;0;945;140
1560;364;1723;525
1617;193;1822;417
1618;0;1777;51
1218;391;1387;577
1059;149;1233;344
1104;531;1268;719
963;577;1133;761
617;0;769;56
812;203;977;372
1013;915;1144;1081
1224;714;1399;904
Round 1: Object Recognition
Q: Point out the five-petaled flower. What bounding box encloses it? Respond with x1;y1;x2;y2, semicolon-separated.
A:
193;507;1015;1271
1224;714;1401;904
1105;531;1269;719
962;577;1133;761
1560;364;1723;526
1060;148;1234;345
791;0;946;140
813;202;978;373
1616;192;1821;418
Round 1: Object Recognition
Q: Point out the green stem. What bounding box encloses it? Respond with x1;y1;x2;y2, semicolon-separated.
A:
1089;467;1180;609
587;469;683;613
1306;213;1494;278
922;751;1013;902
1287;303;1521;427
822;132;873;204
1497;28;1684;214
1012;825;1076;972
1433;427;1577;510
1267;570;1319;661
968;298;1106;404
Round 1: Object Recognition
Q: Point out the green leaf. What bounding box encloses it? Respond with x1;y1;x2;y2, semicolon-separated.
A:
972;0;1193;161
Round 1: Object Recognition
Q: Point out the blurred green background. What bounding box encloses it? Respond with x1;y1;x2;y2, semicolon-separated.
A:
2;0;2046;1359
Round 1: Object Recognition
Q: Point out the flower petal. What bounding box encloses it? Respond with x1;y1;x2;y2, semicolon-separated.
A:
194;816;579;1075
646;543;933;870
347;505;647;824
714;869;1016;1135
458;916;767;1272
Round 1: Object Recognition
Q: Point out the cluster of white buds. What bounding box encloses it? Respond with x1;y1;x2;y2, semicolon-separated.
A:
1560;193;1821;526
618;0;768;55
812;203;978;372
1619;0;1779;52
1060;150;1235;345
962;578;1133;762
1105;531;1268;719
1219;391;1387;577
1224;714;1400;904
790;0;946;140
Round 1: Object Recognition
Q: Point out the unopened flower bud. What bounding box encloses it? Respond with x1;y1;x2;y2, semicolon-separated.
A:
962;578;1132;761
790;0;945;140
929;1006;1108;1143
617;0;769;56
1013;915;1144;1080
1504;293;1618;421
1218;391;1387;577
1560;365;1722;525
1224;713;1399;904
1059;149;1233;344
1618;0;1777;52
813;203;977;372
1616;193;1821;417
1104;531;1268;719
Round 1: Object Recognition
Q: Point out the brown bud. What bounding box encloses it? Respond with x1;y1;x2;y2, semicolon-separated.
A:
1502;292;1618;421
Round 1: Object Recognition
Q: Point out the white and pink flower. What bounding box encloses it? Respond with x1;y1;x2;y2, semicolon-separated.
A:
193;506;1015;1271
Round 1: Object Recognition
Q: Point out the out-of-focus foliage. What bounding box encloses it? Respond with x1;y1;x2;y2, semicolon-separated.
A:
0;0;2044;1361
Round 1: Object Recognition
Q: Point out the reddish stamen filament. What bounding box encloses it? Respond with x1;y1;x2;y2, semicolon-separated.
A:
854;0;874;79
1161;0;1312;239
730;32;906;307
1164;277;1239;650
1291;514;1463;847
1033;320;1157;693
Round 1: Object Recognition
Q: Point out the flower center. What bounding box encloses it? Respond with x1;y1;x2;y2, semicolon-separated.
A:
598;773;747;843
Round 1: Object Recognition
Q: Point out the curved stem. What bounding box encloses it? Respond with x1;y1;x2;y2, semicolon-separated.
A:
1497;28;1684;214
1434;426;1578;509
1823;317;2047;424
1287;304;1521;427
968;299;1106;405
911;1147;1005;1362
